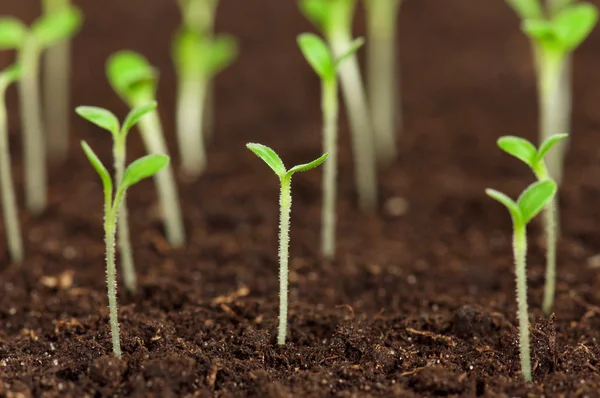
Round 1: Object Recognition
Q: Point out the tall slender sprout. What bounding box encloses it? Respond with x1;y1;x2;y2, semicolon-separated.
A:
0;64;23;264
106;51;186;247
246;143;327;345
42;0;77;162
81;141;169;357
172;29;237;177
486;179;557;382
0;8;82;215
76;102;158;293
297;33;363;259
299;0;378;211
497;134;568;316
364;0;402;166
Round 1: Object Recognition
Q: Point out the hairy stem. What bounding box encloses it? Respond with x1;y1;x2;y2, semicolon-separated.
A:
321;78;338;259
366;0;401;166
176;77;207;177
278;176;292;345
514;224;532;382
0;84;23;263
18;38;47;214
104;204;121;357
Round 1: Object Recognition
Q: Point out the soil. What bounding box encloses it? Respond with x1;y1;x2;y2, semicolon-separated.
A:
2;0;600;396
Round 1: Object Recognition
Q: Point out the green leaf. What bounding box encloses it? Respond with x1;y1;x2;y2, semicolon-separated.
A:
497;136;537;167
552;3;598;51
206;34;238;76
76;106;120;135
0;63;21;86
522;18;558;44
0;18;27;49
517;180;557;224
246;143;287;178
299;0;330;29
505;0;543;19
334;37;364;69
535;133;569;164
81;140;113;194
120;154;170;191
106;51;157;104
485;188;523;226
31;6;82;48
297;33;335;80
172;28;203;77
122;101;157;135
287;152;328;176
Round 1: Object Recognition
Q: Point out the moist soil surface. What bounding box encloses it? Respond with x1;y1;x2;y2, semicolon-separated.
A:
2;0;600;397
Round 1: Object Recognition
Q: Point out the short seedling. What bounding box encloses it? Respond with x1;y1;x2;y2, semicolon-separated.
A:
106;51;186;247
497;134;568;316
42;0;77;162
173;28;237;177
76;102;158;293
81;141;169;357
297;33;363;259
246;143;327;345
364;0;403;166
299;0;378;211
0;7;82;214
0;64;23;264
486;179;557;382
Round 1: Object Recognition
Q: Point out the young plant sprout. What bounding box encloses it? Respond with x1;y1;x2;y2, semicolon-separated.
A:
364;0;402;166
173;29;237;177
246;143;328;345
0;7;82;214
297;33;363;259
106;51;186;247
81;141;169;357
76;102;158;293
299;0;378;211
42;0;78;162
486;179;557;382
0;64;23;264
497;134;568;316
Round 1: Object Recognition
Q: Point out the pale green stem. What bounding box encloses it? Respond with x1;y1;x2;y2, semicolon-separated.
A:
104;191;122;357
366;0;401;166
321;78;338;259
330;31;378;211
176;76;207;177
278;176;292;345
0;83;23;263
513;224;532;382
203;80;215;143
18;37;47;214
114;139;136;293
42;0;72;163
136;106;186;247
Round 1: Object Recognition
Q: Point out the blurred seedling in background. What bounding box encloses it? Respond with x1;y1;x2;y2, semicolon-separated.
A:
497;134;568;316
0;7;82;214
297;32;363;259
299;0;378;211
173;28;237;177
486;179;557;382
107;51;186;247
0;64;23;264
246;143;327;345
81;141;169;357
76;102;158;293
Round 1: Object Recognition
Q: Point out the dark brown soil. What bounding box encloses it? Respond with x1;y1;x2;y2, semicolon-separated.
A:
2;0;600;396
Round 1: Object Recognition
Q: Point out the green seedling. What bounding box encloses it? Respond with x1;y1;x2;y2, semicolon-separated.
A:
246;143;327;345
76;102;158;293
498;133;568;316
107;51;186;247
0;7;82;214
297;33;363;259
173;28;237;177
81;141;169;357
299;0;378;211
486;179;557;382
0;64;23;264
42;0;77;162
364;0;402;166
